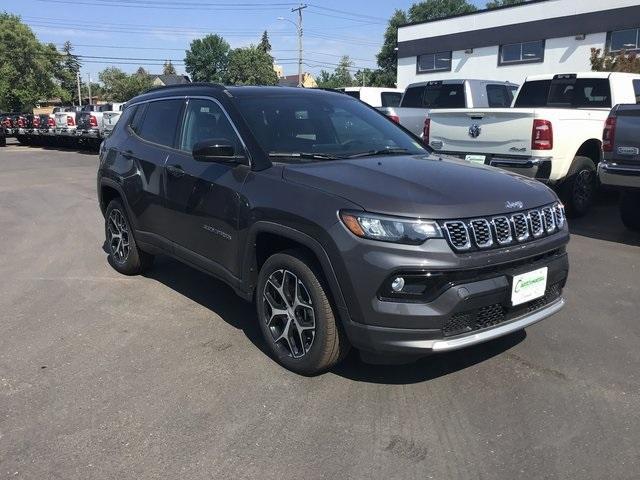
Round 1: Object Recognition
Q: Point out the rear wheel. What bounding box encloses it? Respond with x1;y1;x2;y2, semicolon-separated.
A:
560;156;597;217
105;199;154;275
256;251;349;375
620;190;640;232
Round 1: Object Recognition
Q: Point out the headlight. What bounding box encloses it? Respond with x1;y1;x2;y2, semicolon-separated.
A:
340;211;443;245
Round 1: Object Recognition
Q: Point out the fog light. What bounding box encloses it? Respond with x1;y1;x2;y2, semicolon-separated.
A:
391;277;405;292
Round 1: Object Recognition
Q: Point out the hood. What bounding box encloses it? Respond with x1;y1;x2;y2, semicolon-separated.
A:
282;154;557;219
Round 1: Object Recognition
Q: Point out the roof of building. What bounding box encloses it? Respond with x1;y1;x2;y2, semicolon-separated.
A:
151;74;191;85
398;0;551;29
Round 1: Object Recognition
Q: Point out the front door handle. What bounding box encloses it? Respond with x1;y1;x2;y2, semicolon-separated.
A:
166;164;185;178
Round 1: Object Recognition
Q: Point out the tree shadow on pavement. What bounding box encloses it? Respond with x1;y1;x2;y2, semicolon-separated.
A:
331;330;526;385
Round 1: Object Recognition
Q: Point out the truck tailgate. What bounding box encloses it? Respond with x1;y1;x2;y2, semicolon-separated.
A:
54;112;69;128
102;112;121;130
429;108;535;156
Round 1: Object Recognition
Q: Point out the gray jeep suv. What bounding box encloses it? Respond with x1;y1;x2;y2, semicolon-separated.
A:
97;84;569;374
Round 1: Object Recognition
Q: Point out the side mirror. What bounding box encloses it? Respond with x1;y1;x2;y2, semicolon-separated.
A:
192;138;238;163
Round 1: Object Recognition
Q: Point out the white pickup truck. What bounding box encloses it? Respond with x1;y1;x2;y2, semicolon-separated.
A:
426;72;640;216
379;79;519;137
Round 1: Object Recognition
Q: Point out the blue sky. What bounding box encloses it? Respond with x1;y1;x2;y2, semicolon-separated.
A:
6;0;488;79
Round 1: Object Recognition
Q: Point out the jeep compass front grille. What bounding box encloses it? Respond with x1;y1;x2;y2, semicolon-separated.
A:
441;203;565;252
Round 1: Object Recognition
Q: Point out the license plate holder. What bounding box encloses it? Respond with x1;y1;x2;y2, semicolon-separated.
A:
511;267;548;306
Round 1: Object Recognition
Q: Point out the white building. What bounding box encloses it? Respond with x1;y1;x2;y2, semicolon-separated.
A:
397;0;640;89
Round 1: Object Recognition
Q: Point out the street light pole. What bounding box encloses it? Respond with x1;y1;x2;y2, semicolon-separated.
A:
76;71;82;107
87;73;92;105
291;4;307;87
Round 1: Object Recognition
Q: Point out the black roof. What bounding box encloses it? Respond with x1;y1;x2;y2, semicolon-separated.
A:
399;0;550;28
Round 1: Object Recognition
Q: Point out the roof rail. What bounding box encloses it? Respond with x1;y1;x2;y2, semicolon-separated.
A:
141;82;227;95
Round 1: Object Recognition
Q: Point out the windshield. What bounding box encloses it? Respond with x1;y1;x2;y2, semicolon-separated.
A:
235;93;427;162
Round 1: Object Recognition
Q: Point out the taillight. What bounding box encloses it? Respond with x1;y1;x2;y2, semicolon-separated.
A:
33;117;40;127
532;119;553;150
89;115;98;127
18;117;26;128
388;115;400;124
67;115;75;126
603;116;616;152
48;117;55;127
422;117;431;145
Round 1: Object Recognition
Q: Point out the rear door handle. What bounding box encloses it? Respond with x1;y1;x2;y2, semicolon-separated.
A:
166;165;185;178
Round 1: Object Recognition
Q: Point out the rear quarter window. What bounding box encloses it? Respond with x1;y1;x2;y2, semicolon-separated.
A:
486;84;512;107
401;84;465;108
514;80;551;107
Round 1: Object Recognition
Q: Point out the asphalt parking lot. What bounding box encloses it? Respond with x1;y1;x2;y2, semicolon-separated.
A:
1;139;639;480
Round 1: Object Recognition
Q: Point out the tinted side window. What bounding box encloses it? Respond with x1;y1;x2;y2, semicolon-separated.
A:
136;99;184;148
634;80;640;104
112;105;137;136
514;80;551;107
381;92;402;107
179;98;242;153
486;85;511;107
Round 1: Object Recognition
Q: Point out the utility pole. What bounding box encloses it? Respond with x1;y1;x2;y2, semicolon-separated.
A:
87;73;92;105
291;4;307;87
76;71;82;107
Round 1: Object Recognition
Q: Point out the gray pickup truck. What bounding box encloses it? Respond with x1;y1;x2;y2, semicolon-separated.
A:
599;104;640;231
379;79;519;137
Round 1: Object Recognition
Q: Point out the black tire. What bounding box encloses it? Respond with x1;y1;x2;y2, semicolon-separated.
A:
620;190;640;232
560;156;597;218
256;250;349;375
105;199;154;275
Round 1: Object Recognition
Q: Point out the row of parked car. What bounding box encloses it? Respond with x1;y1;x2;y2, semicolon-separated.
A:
1;102;125;149
375;72;640;231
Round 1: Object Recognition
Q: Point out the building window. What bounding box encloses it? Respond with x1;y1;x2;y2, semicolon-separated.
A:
499;40;545;66
416;52;452;73
609;28;639;52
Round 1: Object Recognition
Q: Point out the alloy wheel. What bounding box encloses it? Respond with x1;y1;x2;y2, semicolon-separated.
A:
262;269;316;359
107;209;130;264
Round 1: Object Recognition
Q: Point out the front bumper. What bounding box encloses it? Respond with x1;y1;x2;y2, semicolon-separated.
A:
329;219;569;355
598;162;640;190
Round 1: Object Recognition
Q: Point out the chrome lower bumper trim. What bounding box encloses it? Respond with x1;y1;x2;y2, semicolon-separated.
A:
402;297;565;352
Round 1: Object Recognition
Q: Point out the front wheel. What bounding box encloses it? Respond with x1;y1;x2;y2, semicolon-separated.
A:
256;251;349;375
620;190;640;232
560;156;597;217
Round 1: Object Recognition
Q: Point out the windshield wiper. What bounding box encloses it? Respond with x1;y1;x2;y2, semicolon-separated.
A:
269;152;340;161
343;148;411;159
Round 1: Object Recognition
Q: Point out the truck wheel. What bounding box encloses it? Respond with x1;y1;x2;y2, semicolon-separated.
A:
105;199;154;275
256;251;349;375
620;191;640;232
560;156;596;218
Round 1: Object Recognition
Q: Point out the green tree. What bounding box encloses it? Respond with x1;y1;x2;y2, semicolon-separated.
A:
0;13;60;111
376;9;408;82
591;48;640;73
162;60;177;75
99;67;153;102
486;0;525;8
316;56;355;89
258;30;272;53
184;34;230;83
57;41;81;104
375;1;477;85
225;45;277;85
